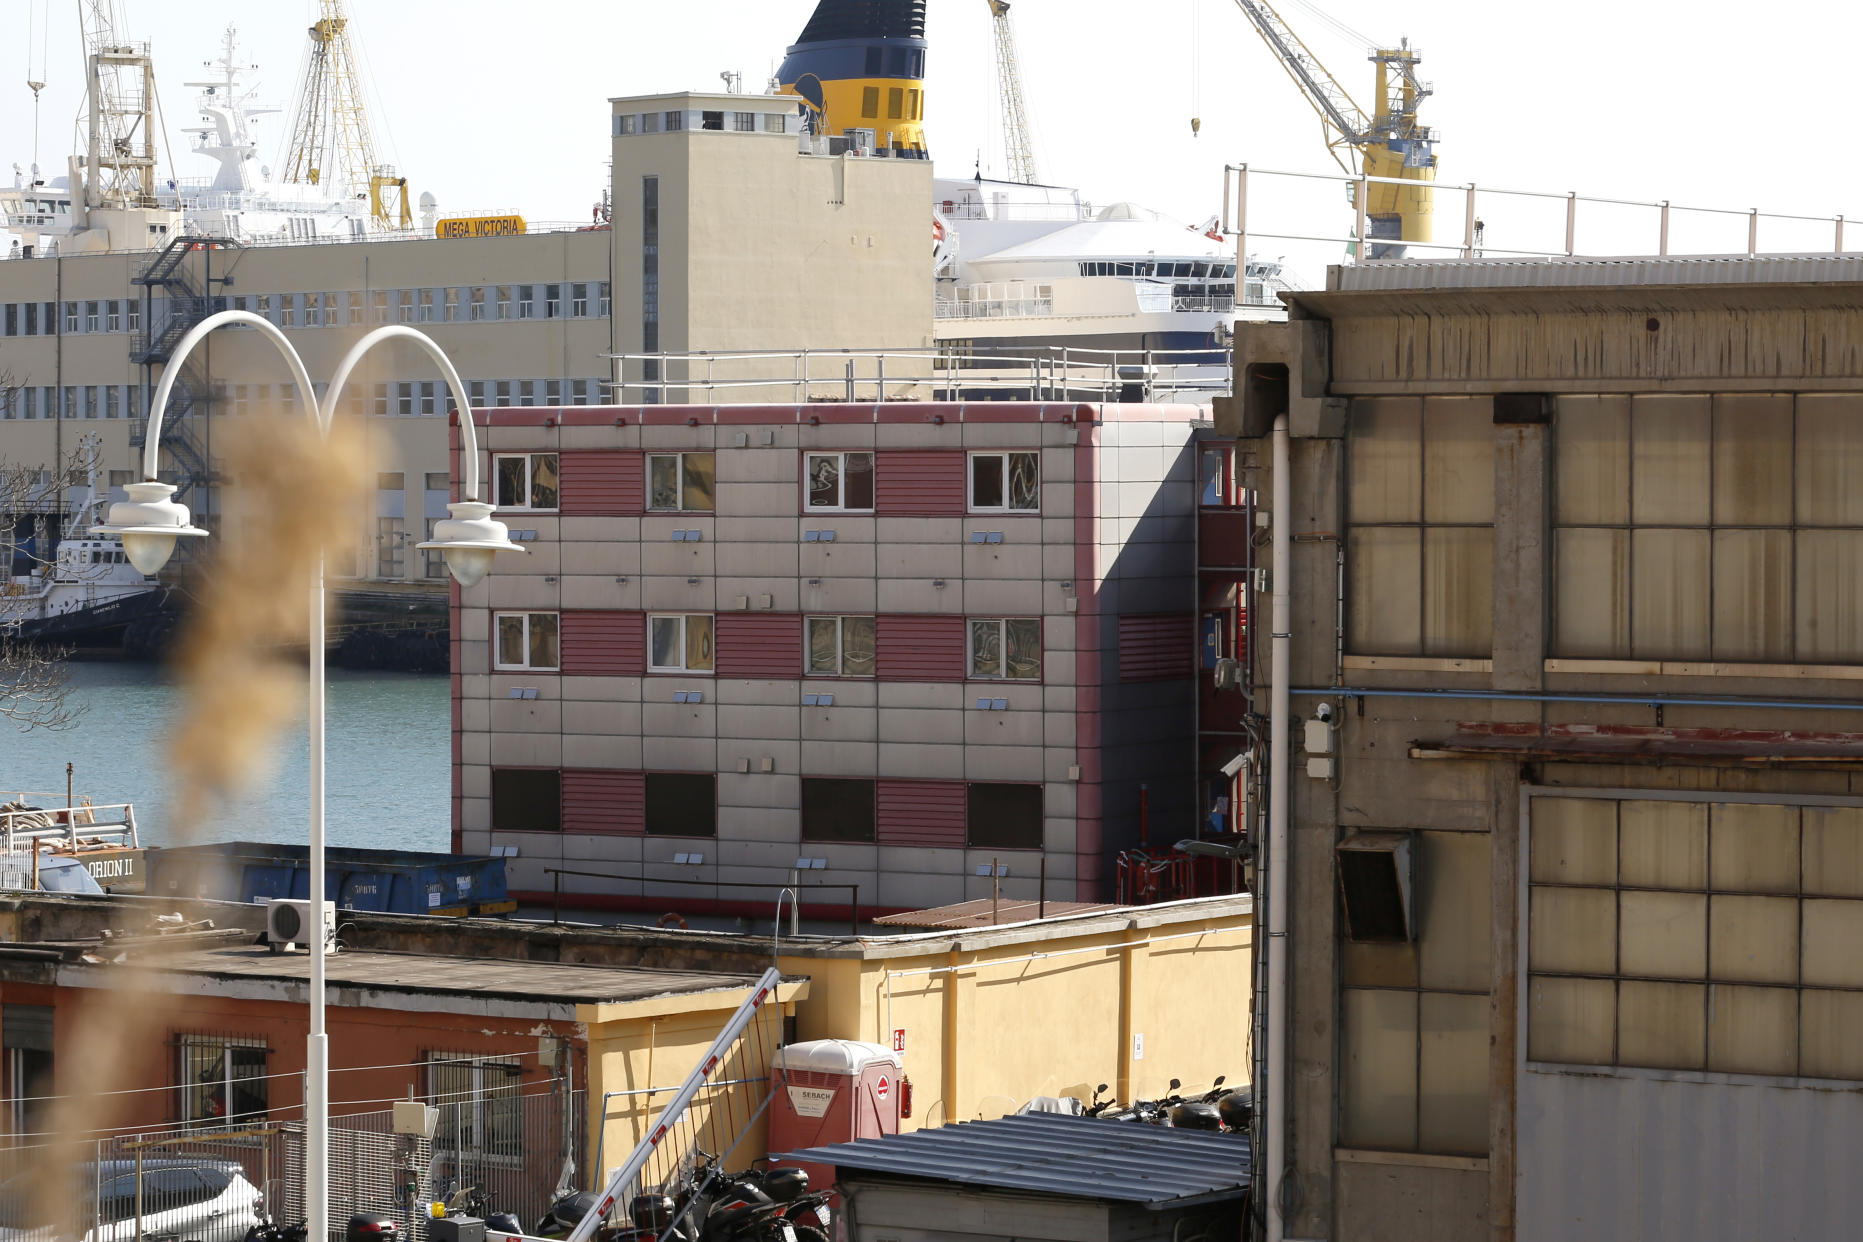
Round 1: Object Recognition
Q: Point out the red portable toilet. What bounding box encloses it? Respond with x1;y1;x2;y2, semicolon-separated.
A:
767;1039;902;1192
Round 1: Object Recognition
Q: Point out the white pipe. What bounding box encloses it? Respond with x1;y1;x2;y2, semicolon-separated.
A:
1266;414;1291;1242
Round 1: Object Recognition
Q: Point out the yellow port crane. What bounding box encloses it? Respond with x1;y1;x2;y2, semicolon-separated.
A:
1228;0;1436;257
279;0;410;229
987;0;1039;184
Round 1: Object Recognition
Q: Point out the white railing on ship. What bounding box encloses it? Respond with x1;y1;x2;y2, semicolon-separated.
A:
933;296;1054;320
0;798;140;851
1221;163;1863;263
0;219;610;261
603;345;1235;404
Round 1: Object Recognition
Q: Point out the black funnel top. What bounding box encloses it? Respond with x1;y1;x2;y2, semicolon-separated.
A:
796;0;927;43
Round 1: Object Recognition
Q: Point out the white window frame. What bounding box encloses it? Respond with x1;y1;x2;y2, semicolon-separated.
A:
968;617;1044;681
968;451;1041;513
493;611;560;671
807;615;877;677
646;452;716;513
648;613;715;674
804;451;876;512
426;1052;524;1170
493;453;560;512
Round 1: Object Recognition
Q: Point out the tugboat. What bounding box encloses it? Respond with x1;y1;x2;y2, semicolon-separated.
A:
2;448;173;648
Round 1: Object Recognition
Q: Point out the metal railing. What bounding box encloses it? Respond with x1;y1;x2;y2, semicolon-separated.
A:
606;344;1235;405
0;799;139;851
0;1090;584;1242
1222;162;1863;264
0;219;607;263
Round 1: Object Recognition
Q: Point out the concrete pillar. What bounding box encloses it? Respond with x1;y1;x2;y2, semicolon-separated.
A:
1491;413;1548;694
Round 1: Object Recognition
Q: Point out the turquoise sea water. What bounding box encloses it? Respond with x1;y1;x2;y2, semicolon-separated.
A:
2;661;450;852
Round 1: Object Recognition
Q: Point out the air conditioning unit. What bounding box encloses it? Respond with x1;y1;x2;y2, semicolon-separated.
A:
265;899;335;954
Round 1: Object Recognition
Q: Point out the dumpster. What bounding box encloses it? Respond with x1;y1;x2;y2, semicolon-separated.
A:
141;842;513;917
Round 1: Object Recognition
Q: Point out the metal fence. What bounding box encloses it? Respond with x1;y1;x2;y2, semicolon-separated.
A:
0;1089;584;1242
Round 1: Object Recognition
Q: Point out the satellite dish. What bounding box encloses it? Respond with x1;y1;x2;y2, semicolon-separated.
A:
793;73;826;112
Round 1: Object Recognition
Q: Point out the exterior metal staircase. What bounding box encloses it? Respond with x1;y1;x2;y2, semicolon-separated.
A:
130;236;238;505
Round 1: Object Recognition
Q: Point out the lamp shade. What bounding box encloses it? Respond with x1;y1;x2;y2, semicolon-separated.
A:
415;501;525;587
91;482;209;575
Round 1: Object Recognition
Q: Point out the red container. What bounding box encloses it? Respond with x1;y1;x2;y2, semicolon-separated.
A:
767;1039;902;1192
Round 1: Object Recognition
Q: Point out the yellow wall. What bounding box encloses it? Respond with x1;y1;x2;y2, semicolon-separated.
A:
581;983;804;1186
780;902;1253;1129
578;901;1251;1188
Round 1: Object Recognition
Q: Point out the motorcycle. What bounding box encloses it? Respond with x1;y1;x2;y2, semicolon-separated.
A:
244;1215;308;1242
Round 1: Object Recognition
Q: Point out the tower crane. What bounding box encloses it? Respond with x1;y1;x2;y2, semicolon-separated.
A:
1227;0;1436;257
987;1;1039;185
279;0;410;229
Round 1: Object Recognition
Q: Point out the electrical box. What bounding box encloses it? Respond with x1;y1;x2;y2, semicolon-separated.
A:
1303;719;1334;754
391;1099;437;1138
767;1039;901;1193
430;1218;484;1242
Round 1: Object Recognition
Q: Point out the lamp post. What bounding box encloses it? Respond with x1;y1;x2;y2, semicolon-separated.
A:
93;311;523;1242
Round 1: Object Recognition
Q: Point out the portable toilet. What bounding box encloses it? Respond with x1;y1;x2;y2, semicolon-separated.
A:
767;1040;902;1191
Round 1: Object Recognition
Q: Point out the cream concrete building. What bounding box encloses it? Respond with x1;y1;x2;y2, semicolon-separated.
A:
1230;254;1863;1242
0;88;936;589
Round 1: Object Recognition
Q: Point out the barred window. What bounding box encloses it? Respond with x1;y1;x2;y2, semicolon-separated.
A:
178;1034;268;1126
427;1053;523;1168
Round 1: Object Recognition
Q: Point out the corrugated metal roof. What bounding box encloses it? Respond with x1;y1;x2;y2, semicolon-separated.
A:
775;1112;1252;1207
1330;253;1863;292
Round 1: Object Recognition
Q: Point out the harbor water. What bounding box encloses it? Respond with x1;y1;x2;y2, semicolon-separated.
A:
1;662;449;852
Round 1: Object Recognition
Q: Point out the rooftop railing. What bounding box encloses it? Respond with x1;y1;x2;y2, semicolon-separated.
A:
1221;163;1863;264
605;343;1235;405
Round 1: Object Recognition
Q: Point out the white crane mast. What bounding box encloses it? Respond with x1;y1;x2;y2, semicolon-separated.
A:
78;0;161;209
987;0;1039;185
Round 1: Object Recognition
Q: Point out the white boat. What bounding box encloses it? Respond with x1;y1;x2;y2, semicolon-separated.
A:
155;26;381;245
2;22;404;256
933;176;1296;380
2;449;169;646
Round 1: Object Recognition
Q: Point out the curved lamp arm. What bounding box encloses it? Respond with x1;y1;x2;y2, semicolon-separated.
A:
141;310;320;482
322;325;485;502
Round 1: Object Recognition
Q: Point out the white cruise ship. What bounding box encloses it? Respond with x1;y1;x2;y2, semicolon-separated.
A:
934;176;1295;359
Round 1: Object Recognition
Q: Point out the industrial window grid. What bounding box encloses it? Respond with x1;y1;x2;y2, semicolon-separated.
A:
1525;788;1863;1083
1551;394;1863;666
1344;396;1495;660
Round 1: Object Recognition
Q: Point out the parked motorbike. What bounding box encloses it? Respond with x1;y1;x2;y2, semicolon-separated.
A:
1170;1075;1228;1131
436;1184;524;1236
244;1215;309;1242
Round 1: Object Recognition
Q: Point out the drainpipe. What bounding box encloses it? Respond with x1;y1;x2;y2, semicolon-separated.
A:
1266;414;1291;1242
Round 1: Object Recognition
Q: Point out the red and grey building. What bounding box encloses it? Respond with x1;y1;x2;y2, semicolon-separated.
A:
450;401;1213;914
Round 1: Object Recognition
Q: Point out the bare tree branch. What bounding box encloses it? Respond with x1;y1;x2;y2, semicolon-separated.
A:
0;366;88;730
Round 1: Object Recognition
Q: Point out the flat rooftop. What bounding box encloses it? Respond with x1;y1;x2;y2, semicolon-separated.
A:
7;932;794;1021
1329;253;1863;292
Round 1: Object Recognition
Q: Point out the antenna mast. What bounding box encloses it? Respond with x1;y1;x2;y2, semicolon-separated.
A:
279;0;409;227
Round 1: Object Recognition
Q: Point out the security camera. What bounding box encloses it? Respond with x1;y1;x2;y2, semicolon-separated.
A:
1219;752;1249;779
1315;701;1334;723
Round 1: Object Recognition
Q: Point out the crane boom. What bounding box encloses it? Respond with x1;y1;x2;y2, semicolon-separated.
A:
987;1;1038;184
1230;0;1366;158
280;0;409;228
1227;0;1437;256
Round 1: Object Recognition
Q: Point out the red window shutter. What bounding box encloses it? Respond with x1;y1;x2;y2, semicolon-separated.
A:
877;779;967;847
875;614;967;682
563;770;645;835
560;611;646;676
560;451;644;516
715;614;802;678
876;451;967;516
1118;614;1196;682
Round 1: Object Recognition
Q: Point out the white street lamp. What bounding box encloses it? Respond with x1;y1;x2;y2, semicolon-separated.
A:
93;311;521;1242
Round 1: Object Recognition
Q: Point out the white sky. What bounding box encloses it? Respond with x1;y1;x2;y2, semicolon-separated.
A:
3;0;1856;280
